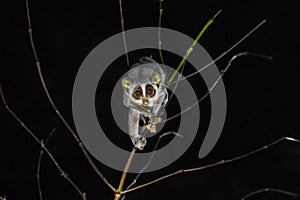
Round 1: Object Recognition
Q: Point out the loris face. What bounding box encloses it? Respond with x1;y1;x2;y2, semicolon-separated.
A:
122;73;162;110
130;83;159;107
121;58;168;117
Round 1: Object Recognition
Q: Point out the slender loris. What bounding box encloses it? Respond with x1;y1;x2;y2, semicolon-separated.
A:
121;57;168;150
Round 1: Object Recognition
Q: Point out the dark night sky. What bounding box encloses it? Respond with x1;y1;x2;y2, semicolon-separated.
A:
1;0;300;200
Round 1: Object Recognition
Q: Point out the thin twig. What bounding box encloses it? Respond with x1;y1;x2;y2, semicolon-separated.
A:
168;10;222;83
158;0;165;64
164;17;268;121
165;62;185;108
0;85;86;199
120;136;300;194
165;10;221;105
24;0;115;192
119;0;130;67
171;19;267;84
241;188;298;200
0;196;6;200
121;132;182;200
163;51;272;123
36;128;56;200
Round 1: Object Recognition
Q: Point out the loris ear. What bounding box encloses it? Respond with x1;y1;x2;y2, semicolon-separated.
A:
121;77;132;90
152;74;161;84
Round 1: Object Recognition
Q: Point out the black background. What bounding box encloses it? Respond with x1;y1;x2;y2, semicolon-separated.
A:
1;0;300;199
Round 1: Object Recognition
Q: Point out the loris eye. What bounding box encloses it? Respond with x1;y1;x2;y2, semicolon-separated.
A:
133;87;143;99
146;85;155;97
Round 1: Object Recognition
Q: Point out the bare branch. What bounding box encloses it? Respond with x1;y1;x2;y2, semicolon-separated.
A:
36;128;56;200
160;20;270;125
24;0;115;192
169;19;267;85
241;188;298;200
163;51;272;123
0;85;86;199
121;136;300;194
120;132;182;200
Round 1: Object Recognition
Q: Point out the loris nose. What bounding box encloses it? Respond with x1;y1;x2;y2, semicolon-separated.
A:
142;97;149;105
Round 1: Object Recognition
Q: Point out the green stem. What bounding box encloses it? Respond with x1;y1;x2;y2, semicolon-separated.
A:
168;10;222;83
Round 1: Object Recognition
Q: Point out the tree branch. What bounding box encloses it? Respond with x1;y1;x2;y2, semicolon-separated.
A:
0;85;87;199
121;136;300;194
24;0;115;192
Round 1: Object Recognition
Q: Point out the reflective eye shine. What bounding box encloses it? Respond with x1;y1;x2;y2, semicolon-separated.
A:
146;85;155;97
133;87;143;99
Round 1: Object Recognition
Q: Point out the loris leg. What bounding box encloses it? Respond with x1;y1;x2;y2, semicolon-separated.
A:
128;109;146;150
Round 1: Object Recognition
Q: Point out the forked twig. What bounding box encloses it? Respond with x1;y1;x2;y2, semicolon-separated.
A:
0;196;6;200
36;128;56;200
25;0;115;192
115;133;181;200
129;132;182;187
0;85;86;199
120;132;183;200
120;136;300;194
163;51;273;123
172;19;267;83
162;19;270;123
241;188;298;200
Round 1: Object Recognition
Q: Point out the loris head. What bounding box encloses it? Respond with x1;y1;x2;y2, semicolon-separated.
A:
122;72;162;109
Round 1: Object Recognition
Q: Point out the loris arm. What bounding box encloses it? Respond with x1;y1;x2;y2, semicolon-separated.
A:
128;108;147;150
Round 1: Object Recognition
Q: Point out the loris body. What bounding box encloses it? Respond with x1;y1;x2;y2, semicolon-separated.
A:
121;57;168;150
